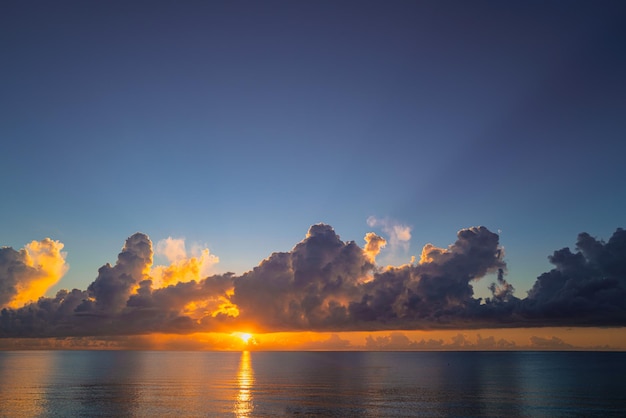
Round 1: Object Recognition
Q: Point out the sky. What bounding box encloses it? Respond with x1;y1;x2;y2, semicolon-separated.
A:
1;1;626;349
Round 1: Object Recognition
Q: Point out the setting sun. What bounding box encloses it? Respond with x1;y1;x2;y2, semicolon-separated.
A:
233;332;253;345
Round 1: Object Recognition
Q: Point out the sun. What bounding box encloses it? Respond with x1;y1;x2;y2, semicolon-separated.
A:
233;332;253;345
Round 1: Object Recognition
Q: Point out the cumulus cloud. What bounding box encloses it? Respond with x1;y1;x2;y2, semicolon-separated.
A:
1;225;625;338
85;233;153;313
349;226;506;327
0;239;68;308
363;232;386;263
1;233;232;337
232;224;373;331
152;237;219;288
230;224;507;331
521;228;626;325
367;216;412;254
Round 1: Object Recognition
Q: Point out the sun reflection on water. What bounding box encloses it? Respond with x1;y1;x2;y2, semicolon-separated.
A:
234;351;255;417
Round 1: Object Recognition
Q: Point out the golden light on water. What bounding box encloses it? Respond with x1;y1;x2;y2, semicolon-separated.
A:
234;351;255;417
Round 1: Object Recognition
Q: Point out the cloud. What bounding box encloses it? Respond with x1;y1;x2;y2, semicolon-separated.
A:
488;268;516;303
0;333;258;351
3;330;613;351
364;332;518;350
363;232;386;263
365;332;436;350
0;233;233;338
0;239;69;308
350;226;506;327
367;216;411;254
152;237;219;288
231;224;506;331
232;224;373;331
156;237;187;263
301;333;352;350
1;225;625;338
85;233;153;313
474;334;517;350
529;336;573;350
521;228;626;325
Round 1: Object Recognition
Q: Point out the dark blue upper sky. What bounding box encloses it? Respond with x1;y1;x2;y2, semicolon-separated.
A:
2;0;625;298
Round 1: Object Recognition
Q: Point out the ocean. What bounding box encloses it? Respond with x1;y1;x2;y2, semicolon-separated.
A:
0;351;624;417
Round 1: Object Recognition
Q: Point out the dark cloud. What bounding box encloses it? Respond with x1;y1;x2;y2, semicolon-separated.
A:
349;226;506;328
232;225;505;330
0;247;31;306
521;228;626;325
1;225;625;338
232;224;373;331
0;288;90;337
86;233;153;313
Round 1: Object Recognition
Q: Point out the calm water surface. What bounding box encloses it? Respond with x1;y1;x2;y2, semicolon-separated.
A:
0;351;624;417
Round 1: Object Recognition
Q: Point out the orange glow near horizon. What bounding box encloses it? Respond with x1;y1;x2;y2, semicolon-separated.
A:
0;327;624;351
233;332;254;345
206;328;626;351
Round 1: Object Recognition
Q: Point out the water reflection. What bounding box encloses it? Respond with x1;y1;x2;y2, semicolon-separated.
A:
234;350;255;417
68;351;141;417
1;351;623;416
0;351;55;417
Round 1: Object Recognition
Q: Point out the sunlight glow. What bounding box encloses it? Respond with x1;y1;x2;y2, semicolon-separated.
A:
233;332;254;345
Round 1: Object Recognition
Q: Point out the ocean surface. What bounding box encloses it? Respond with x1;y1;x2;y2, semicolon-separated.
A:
0;350;624;417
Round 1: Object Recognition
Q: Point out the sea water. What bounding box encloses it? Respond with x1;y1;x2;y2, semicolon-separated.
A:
0;351;624;417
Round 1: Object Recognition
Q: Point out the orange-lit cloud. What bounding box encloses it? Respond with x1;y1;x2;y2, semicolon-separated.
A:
0;238;68;309
152;237;219;288
363;232;386;263
419;243;443;264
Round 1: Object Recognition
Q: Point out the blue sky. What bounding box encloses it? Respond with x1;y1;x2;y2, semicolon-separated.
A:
2;0;625;302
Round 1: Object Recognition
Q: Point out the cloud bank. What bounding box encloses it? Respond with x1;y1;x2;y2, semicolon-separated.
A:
1;225;625;337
